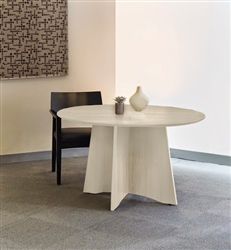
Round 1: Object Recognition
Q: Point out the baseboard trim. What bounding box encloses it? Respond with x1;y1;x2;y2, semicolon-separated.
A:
0;148;89;165
1;148;230;166
170;149;231;166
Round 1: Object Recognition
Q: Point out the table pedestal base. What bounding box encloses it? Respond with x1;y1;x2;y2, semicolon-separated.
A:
83;126;177;211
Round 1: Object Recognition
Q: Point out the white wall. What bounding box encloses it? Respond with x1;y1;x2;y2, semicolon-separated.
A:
116;2;230;156
1;1;230;157
0;0;115;155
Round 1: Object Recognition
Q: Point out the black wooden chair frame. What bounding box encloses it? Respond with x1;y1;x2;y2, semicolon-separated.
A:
50;91;102;185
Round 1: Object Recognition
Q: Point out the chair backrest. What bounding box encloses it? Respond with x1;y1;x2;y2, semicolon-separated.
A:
50;91;102;113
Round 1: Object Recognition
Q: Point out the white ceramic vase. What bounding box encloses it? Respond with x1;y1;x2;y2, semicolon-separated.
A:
129;86;149;111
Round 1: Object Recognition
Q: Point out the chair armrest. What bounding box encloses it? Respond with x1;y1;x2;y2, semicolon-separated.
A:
50;110;62;135
49;109;58;118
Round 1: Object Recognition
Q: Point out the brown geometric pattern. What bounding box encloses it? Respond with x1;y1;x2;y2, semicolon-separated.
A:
0;0;68;80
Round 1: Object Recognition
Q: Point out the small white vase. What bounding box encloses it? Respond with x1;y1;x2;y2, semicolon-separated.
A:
129;86;149;111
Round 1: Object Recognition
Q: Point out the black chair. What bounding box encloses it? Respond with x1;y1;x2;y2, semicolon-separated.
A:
50;91;102;185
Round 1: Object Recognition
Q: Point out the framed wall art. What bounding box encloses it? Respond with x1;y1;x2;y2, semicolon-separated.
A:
0;0;68;80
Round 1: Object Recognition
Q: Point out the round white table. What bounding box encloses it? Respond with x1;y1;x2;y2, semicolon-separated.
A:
58;105;205;210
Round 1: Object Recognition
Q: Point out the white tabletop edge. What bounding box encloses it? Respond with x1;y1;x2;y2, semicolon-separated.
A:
57;104;205;128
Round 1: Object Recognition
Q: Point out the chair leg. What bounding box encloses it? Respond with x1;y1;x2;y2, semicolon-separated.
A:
57;146;62;185
51;136;56;172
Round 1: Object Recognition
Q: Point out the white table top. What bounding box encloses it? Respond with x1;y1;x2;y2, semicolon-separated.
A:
58;104;205;127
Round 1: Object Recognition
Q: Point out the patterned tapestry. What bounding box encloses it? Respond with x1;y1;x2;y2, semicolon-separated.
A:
0;0;68;80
